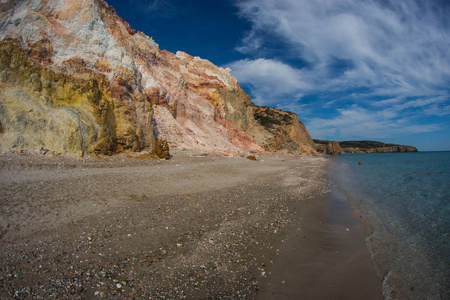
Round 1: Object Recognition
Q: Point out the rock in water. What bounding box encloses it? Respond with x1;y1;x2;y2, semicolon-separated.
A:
0;0;317;156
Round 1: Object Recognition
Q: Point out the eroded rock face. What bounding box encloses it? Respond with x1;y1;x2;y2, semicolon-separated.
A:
0;0;317;156
326;141;341;155
251;106;317;155
0;39;153;155
0;0;157;155
161;51;317;155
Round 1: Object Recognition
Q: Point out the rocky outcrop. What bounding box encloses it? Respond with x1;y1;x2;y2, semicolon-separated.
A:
0;38;152;156
0;0;158;156
326;141;341;155
0;0;316;156
314;140;418;154
160;52;317;155
250;106;316;154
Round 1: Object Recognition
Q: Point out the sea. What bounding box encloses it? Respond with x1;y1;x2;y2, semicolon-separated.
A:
327;151;450;300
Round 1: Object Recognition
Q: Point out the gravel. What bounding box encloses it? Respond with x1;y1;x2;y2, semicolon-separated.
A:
0;150;328;299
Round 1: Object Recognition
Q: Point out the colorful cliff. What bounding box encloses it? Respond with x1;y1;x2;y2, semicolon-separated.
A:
0;0;317;156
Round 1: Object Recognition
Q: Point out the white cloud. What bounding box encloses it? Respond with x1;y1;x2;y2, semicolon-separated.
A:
233;0;450;96
227;58;310;106
235;31;263;54
305;105;441;141
229;0;450;140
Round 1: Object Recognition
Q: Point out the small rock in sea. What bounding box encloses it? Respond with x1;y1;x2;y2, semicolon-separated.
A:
359;161;363;165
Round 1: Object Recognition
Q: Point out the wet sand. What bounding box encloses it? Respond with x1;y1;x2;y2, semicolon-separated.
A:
0;149;381;299
256;190;382;300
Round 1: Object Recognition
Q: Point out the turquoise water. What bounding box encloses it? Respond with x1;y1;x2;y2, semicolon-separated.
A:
328;152;450;300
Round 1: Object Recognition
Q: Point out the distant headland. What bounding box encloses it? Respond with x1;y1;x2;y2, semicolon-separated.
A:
314;140;418;154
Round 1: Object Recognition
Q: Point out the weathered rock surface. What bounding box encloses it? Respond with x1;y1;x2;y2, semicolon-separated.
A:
251;106;316;154
326;141;341;155
0;0;316;156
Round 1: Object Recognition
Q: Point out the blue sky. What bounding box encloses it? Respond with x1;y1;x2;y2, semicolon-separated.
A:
106;0;450;151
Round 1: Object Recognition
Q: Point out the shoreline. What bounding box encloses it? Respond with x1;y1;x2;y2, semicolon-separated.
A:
256;184;382;299
0;151;381;298
328;152;450;299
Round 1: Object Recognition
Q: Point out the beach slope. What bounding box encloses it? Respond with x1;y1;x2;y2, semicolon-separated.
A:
0;152;381;298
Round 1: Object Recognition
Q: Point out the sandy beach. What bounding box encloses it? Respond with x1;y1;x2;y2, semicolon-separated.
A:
0;150;381;299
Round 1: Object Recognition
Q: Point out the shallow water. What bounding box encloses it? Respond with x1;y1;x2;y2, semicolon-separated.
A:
328;152;450;300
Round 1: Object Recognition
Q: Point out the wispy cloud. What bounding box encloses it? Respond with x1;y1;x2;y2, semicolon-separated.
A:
235;31;263;54
125;0;175;16
228;0;450;140
306;105;442;141
227;58;310;106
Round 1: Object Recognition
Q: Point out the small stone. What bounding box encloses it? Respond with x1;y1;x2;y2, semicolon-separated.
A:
116;283;123;289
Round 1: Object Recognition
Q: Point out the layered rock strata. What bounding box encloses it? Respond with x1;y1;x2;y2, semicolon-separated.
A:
0;0;317;156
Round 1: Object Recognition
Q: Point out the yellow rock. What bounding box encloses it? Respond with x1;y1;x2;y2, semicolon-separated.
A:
0;39;154;155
